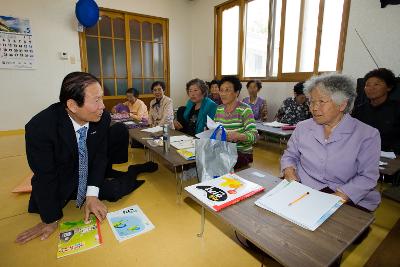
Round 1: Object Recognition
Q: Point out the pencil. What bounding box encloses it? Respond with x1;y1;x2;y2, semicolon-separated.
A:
288;192;310;206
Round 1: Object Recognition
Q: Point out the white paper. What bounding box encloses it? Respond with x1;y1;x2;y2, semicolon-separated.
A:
169;135;194;142
141;126;163;133
255;180;342;231
381;151;396;159
171;139;195;149
379;161;388;166
262;121;289;128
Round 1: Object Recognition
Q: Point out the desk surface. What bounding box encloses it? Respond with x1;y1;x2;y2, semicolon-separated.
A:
379;156;400;176
187;168;374;267
255;122;294;137
129;128;195;167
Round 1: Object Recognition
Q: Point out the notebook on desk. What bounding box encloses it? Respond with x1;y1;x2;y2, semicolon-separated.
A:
255;180;343;231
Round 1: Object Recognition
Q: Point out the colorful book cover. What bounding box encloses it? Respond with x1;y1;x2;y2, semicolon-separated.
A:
57;215;102;258
184;173;265;211
107;205;155;242
176;147;196;160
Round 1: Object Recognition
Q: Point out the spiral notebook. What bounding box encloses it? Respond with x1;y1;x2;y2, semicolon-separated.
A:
255;180;343;231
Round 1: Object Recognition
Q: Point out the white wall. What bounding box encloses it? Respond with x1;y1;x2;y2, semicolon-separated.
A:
1;0;400;130
0;0;192;130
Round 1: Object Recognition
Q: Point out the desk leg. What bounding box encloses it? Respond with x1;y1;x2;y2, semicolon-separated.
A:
197;206;205;237
380;174;385;193
174;166;182;204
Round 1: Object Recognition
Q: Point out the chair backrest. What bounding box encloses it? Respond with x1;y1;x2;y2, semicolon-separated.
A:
354;77;400;109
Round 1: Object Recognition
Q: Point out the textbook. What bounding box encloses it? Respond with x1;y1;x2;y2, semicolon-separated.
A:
171;139;195;150
57;215;102;258
176;147;196;160
262;121;289;128
184;173;264;211
107;205;155;242
255;180;343;231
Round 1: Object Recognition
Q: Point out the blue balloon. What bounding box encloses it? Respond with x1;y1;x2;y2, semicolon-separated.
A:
75;0;99;28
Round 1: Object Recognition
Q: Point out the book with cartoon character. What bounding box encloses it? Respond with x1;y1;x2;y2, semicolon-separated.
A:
184;173;264;211
106;205;155;242
57;215;102;258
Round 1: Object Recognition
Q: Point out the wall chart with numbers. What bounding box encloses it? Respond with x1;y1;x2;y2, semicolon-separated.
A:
0;15;35;69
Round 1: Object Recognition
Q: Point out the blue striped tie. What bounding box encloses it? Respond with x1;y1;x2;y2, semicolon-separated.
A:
76;126;88;207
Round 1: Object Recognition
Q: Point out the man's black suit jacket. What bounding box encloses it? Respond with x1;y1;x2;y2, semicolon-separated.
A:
25;102;111;223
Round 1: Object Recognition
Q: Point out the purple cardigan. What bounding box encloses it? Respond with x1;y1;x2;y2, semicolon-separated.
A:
281;113;381;211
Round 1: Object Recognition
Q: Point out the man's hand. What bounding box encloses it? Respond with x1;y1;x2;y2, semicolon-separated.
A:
84;196;107;223
283;167;299;182
15;221;58;244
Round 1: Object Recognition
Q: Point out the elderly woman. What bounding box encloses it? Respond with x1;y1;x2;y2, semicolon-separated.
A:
281;73;381;212
111;88;148;122
242;80;268;121
352;68;400;154
276;81;311;125
208;79;222;105
148;81;174;129
174;78;217;136
215;76;258;169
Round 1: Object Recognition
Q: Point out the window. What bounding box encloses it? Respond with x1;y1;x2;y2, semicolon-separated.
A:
215;0;351;81
79;8;169;100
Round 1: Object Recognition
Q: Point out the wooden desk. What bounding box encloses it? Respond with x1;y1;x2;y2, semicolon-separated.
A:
255;122;293;148
129;128;196;197
186;168;374;267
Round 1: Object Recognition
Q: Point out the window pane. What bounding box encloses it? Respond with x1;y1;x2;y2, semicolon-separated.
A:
143;42;153;77
86;37;100;77
103;79;114;96
86;24;98;36
221;5;239;75
130;19;140;40
132;79;143;93
299;0;319;72
101;38;114;77
142;22;152;41
244;0;269;77
113;18;125;38
319;0;344;71
153;43;164;78
143;79;153;94
114;40;127;77
131;41;142;77
99;16;112;37
153;23;163;42
116;79;128;96
271;0;282;77
282;0;301;73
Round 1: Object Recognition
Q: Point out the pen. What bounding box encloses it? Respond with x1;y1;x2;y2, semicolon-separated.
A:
288;192;309;206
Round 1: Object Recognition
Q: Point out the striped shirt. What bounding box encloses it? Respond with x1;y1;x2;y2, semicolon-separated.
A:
214;101;258;154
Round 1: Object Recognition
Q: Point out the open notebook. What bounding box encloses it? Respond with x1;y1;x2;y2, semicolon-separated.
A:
255;180;343;231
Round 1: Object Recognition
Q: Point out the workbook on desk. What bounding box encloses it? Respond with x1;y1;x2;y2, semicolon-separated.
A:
57;215;102;258
185;173;264;211
107;205;155;242
255;180;343;231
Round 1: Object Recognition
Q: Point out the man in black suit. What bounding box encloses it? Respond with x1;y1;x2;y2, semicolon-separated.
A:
16;72;129;244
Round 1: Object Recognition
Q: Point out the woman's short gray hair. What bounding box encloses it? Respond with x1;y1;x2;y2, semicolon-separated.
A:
304;73;357;113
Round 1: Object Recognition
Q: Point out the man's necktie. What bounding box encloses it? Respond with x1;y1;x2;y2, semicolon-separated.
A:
76;126;88;207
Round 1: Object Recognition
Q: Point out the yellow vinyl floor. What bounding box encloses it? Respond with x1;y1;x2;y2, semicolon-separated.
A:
0;133;399;267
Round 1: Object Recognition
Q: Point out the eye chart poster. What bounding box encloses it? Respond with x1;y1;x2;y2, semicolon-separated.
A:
0;15;36;69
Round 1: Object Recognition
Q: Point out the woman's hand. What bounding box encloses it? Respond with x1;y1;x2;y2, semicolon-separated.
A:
333;190;349;203
283;167;299;182
226;131;245;142
174;120;183;130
